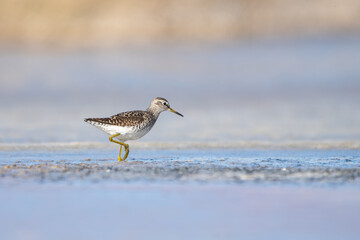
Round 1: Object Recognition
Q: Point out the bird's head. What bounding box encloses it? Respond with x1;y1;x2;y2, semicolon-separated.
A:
149;97;183;117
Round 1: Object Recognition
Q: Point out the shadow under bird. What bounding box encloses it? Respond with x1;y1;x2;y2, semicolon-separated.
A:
84;97;183;161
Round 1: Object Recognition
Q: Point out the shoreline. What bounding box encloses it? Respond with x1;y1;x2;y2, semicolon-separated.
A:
1;140;360;151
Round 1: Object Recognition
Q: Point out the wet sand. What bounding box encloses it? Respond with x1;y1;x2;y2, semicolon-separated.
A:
1;148;360;239
1;148;360;185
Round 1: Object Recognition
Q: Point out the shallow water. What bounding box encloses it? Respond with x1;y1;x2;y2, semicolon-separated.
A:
1;149;360;185
1;183;360;240
1;36;360;143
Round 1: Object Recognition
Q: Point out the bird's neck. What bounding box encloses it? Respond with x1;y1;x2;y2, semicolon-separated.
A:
147;106;162;119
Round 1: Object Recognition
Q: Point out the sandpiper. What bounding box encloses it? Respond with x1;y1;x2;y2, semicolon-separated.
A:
84;97;183;161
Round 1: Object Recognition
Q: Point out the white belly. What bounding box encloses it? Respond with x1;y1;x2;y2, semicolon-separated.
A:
95;124;153;142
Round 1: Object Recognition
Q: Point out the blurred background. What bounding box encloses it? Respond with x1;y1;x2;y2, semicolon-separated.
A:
1;0;360;144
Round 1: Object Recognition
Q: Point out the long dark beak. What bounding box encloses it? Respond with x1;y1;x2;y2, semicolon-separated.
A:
168;107;184;117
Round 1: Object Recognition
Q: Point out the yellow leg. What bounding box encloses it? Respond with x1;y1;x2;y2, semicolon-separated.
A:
123;143;130;160
118;145;123;161
109;133;129;161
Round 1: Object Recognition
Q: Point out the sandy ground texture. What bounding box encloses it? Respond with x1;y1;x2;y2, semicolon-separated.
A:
1;148;359;186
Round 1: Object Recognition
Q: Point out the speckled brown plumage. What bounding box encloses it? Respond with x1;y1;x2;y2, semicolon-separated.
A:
84;110;154;128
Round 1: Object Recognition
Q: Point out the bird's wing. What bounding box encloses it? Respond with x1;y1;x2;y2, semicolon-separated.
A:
85;111;147;127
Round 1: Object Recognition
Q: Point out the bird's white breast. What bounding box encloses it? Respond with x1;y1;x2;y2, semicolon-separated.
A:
93;123;153;142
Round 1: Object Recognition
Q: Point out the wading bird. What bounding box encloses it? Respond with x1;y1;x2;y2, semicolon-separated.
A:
85;97;183;161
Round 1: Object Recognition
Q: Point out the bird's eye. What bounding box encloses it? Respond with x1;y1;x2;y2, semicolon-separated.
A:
163;102;167;105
